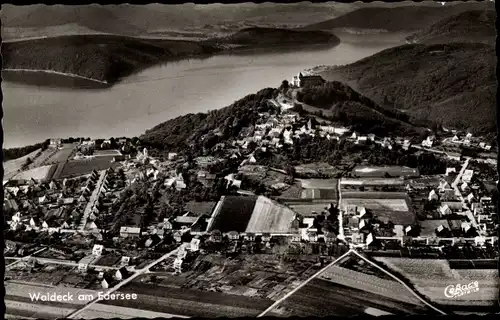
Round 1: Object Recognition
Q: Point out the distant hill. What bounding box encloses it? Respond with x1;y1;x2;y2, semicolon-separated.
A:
2;35;220;84
207;27;340;48
406;10;496;45
1;5;146;36
1;3;355;38
316;42;496;134
301;2;494;32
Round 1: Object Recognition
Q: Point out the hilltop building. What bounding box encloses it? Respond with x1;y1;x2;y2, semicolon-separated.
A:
292;72;325;88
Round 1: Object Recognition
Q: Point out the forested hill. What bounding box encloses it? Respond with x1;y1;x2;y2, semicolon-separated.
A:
316;42;496;134
206;27;340;47
406;10;496;45
295;81;425;137
300;2;494;32
140;88;277;154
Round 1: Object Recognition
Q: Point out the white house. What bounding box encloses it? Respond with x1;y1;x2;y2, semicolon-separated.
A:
190;238;201;252
421;136;434;148
462;170;474;183
439;204;451;216
466;193;475;203
446;167;456;176
168;153;178;161
366;233;375;246
92;244;104;256
101;279;109;289
428;190;439;201
115;270;123;281
460;182;469;192
120;226;141;238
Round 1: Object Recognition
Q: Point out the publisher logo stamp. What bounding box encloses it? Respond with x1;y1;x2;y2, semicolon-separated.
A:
444;281;479;299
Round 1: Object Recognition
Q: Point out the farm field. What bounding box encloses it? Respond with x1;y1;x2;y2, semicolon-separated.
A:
341;198;409;212
341;178;405;186
6;299;75;319
208;196;258;233
5;281;98;304
284;202;332;216
341;191;409;199
78;303;188;319
29;148;59;168
103;281;274;317
12;164;56;182
353;166;419;178
319;264;428;308
272;278;433;317
301;188;337;200
298;179;338;189
245;196;296;233
93;149;121;156
59;156;119;178
374;258;499;306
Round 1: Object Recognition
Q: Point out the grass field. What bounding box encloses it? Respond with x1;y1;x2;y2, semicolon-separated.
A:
301;188;338;200
341;198;409;212
103;281;273;317
3;148;41;178
374;258;499;306
12;164;56;181
59;156;119;178
298;179;338;189
245;196;296;233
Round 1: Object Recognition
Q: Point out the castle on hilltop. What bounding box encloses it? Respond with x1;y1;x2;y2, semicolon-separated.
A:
292;72;325;88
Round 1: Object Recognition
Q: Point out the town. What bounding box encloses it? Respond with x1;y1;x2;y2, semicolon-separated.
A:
4;73;499;318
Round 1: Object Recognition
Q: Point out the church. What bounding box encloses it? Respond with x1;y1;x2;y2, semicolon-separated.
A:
292;72;325;88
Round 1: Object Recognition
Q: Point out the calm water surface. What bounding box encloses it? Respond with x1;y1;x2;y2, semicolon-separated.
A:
3;40;398;148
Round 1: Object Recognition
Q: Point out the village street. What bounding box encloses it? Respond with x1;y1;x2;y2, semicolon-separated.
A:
67;243;189;319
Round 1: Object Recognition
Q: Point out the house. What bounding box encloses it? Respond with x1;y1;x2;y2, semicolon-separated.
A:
210;230;223;242
402;139;411;150
438;180;451;192
101;279;109;289
120;227;141;238
452;135;460;142
466;193;475;203
421;136;434;148
368;134;376;141
462;170;474;183
358;219;369;231
227;231;240;241
446;167;456;176
356;136;368;144
324;231;337;243
460;182;469;192
439;204;452;216
428;190;439;201
175;215;198;227
291;233;302;242
168;153;178;161
92;244;104;256
307;231;318;242
436;224;449;235
190;238;200;252
163;218;174;230
292;72;325;88
173;257;183;273
245;233;256;241
173;231;183;243
441;189;456;201
262;233;272;242
366;233;376;246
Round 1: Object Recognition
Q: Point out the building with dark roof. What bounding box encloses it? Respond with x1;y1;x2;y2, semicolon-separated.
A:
292;72;325;88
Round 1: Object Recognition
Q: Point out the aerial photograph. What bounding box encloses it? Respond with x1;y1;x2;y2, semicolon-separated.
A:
1;1;498;319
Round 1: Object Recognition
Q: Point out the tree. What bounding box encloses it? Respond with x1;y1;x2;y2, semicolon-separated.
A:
280;80;289;92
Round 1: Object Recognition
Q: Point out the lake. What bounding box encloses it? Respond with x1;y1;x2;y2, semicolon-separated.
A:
2;37;403;149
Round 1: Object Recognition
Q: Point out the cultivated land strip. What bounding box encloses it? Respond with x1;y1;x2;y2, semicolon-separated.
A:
257;249;353;317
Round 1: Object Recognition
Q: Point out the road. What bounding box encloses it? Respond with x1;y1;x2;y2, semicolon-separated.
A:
67;243;188;319
2;68;108;84
6;256;120;270
79;170;108;230
6;247;48;270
